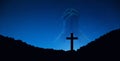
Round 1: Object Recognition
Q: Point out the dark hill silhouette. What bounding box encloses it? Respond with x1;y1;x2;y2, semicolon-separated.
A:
77;29;120;61
0;35;76;61
0;29;120;61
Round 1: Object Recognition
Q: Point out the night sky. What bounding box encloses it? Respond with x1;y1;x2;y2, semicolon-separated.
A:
0;0;120;51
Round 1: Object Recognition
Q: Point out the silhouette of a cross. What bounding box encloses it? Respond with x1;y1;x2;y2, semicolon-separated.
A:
66;33;78;51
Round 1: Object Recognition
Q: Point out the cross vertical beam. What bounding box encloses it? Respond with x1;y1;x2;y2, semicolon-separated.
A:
66;33;78;51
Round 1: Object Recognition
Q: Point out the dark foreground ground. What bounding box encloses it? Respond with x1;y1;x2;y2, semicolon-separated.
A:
0;29;120;61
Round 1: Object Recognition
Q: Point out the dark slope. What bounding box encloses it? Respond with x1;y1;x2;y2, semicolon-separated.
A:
77;29;120;61
0;29;120;61
0;35;33;48
0;35;77;61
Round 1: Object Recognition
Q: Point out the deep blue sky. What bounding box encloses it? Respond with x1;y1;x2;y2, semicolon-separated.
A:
0;0;120;50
